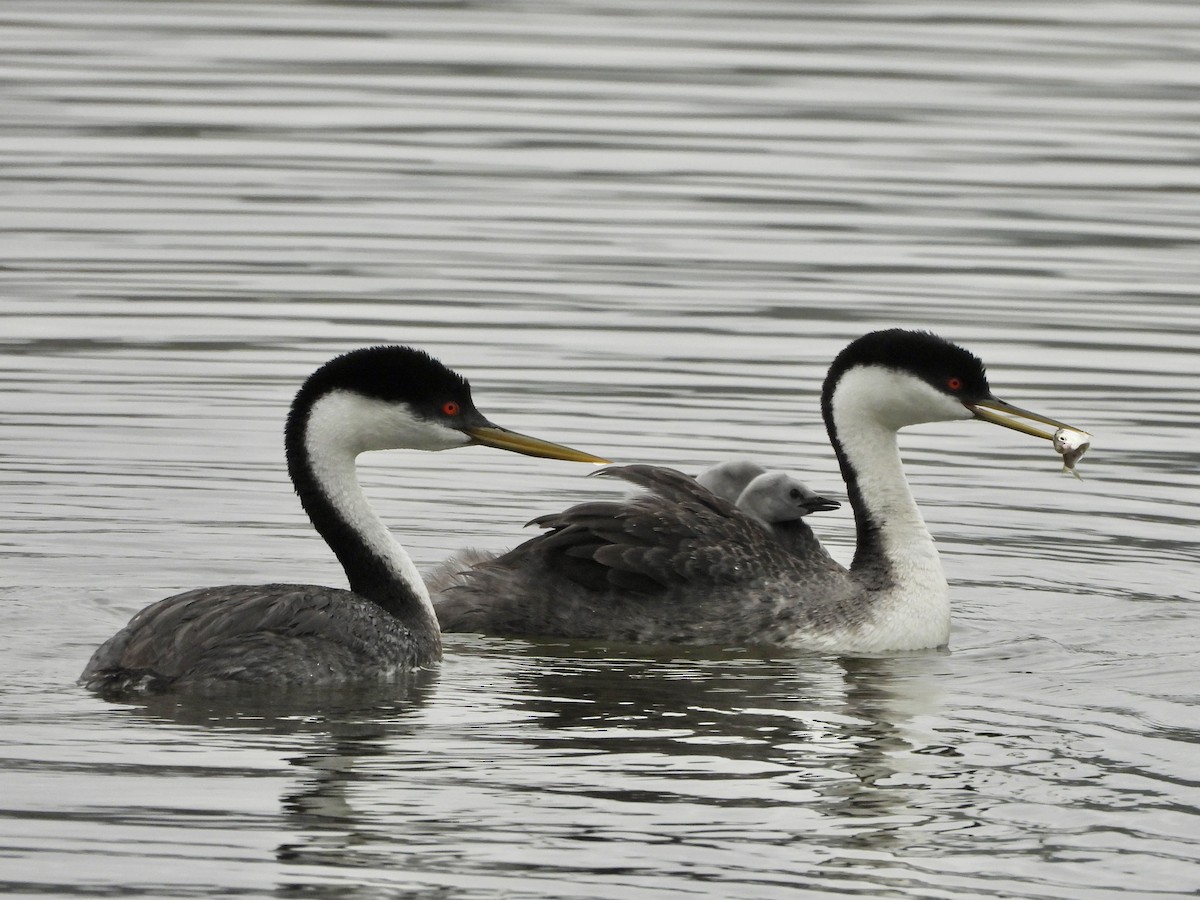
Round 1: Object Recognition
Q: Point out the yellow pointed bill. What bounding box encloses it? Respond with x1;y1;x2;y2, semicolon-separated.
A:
466;425;610;464
969;397;1078;441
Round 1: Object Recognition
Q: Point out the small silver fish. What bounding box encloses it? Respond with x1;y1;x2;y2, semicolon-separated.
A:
1053;427;1092;479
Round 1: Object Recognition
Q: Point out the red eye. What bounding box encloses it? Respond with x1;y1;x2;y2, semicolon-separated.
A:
946;377;963;391
441;400;461;416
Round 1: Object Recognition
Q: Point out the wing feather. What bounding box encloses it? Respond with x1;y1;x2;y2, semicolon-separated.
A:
506;464;824;595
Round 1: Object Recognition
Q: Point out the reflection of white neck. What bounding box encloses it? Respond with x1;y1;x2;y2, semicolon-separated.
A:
303;392;441;628
831;368;953;650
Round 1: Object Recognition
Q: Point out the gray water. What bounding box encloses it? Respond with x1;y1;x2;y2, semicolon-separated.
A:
2;1;1199;897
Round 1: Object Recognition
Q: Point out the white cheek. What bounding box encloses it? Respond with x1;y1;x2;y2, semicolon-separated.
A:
833;367;973;430
307;391;470;455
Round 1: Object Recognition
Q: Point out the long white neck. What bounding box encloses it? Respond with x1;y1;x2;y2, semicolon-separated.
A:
828;368;951;649
290;393;440;634
308;437;435;617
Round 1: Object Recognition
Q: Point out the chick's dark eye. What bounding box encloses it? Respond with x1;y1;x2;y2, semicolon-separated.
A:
441;400;461;416
946;377;963;391
789;489;802;499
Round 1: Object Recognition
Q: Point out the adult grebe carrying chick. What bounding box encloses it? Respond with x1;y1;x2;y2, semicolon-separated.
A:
434;329;1085;652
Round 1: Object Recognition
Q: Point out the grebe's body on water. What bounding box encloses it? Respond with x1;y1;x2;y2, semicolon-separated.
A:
80;347;605;694
435;330;1077;652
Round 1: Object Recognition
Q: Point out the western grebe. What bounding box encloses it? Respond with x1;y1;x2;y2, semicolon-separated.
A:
80;345;607;694
434;329;1079;652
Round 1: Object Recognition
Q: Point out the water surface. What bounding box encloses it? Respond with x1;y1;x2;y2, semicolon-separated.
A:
2;1;1198;897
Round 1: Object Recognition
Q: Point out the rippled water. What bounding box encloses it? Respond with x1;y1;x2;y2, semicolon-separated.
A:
2;1;1199;896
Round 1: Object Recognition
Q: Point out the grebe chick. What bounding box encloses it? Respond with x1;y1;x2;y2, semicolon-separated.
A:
695;458;770;503
735;470;841;559
734;470;841;526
